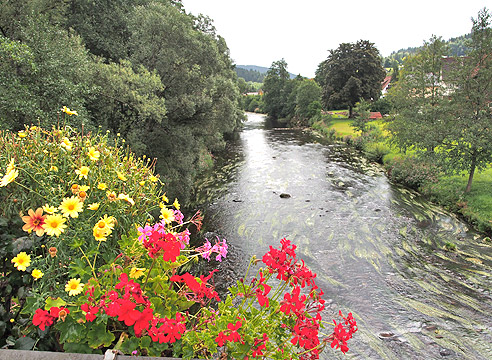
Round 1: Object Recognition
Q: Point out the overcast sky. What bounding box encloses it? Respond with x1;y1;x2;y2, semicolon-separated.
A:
182;0;488;78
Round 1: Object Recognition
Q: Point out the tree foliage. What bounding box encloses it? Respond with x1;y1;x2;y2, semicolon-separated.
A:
0;0;244;203
316;40;386;117
387;8;492;193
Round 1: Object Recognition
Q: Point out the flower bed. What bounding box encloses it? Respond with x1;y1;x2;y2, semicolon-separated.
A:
0;109;357;359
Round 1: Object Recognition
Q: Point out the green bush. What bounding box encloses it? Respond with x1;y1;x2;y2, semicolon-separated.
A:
385;156;439;190
364;143;390;164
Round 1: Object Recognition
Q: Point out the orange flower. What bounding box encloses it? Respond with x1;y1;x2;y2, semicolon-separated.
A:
48;247;57;258
21;208;46;236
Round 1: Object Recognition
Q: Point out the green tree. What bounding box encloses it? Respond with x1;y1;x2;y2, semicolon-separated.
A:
294;79;322;122
0;16;92;130
263;59;290;120
316;40;386;117
443;8;492;192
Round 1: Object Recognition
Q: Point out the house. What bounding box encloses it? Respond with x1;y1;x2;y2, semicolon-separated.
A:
381;76;392;95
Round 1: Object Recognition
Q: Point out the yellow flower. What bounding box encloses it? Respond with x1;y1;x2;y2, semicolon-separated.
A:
93;228;108;241
173;198;180;210
97;183;107;190
118;193;135;206
65;278;84;296
49;165;58;172
42;204;57;214
75;166;89;180
31;269;44;280
139;181;145;186
107;191;117;201
6;159;15;173
150;175;158;183
42;214;67;237
11;252;31;271
79;185;90;192
160;207;175;224
101;214;116;229
117;171;127;181
61;106;78;116
60;137;73;151
59;196;83;218
87;147;100;161
161;193;169;203
18;131;27;138
30;126;37;131
129;267;146;279
0;169;19;187
88;202;100;211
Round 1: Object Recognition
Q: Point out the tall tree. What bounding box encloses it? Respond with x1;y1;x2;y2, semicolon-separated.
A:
443;8;492;192
262;59;290;120
386;35;449;153
316;40;386;117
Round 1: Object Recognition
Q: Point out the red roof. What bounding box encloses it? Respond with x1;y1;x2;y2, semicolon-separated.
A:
369;112;382;119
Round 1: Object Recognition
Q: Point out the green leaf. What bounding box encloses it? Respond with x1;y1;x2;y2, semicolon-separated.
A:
44;297;66;310
87;322;115;349
14;336;35;350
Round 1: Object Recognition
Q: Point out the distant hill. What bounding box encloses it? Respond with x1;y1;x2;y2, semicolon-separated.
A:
384;33;472;65
235;65;297;82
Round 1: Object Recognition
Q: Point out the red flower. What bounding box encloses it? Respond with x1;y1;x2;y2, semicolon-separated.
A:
280;286;305;316
251;333;269;358
215;331;228;347
148;313;186;343
32;308;54;331
329;311;358;354
170;270;220;304
255;271;271;307
80;303;99;322
227;320;242;343
143;231;181;262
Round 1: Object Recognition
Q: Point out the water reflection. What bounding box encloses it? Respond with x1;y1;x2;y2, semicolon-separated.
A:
195;113;492;359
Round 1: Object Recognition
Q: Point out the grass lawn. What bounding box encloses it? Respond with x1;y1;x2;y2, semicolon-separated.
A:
330;119;358;137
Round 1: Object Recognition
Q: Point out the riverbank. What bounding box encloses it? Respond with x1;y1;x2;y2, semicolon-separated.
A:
310;118;492;236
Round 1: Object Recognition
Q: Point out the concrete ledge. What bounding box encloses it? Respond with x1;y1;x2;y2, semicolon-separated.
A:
0;349;189;360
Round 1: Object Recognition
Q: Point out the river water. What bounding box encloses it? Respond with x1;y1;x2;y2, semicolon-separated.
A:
193;112;492;359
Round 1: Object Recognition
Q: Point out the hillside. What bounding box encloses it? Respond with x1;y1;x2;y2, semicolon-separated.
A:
385;33;471;65
235;64;297;81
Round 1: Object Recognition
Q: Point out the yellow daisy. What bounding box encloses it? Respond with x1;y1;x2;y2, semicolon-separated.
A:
6;159;15;172
60;137;73;151
31;269;44;280
0;169;19;187
97;183;107;190
107;191;117;201
160;207;175;224
117;171;127;181
65;278;84;296
129;267;146;279
88;202;100;211
118;193;135;206
59;196;83;218
161;193;169;203
42;204;57;214
139;181;145;186
75;166;89;180
79;185;90;192
18;131;27;138
150;175;158;183
11;252;31;271
49;165;58;172
93;227;108;241
87;147;100;161
42;214;67;237
61;106;78;116
173;198;180;210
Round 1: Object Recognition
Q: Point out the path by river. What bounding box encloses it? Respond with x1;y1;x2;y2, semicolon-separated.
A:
194;113;492;359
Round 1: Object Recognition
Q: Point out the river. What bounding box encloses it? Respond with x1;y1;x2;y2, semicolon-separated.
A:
193;112;492;359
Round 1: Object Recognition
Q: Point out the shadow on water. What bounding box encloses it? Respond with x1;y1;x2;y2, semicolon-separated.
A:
194;113;492;360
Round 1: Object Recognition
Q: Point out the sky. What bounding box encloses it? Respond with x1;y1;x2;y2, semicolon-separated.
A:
181;0;488;78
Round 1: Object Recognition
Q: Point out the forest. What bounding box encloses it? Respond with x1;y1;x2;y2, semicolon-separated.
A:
0;0;244;204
